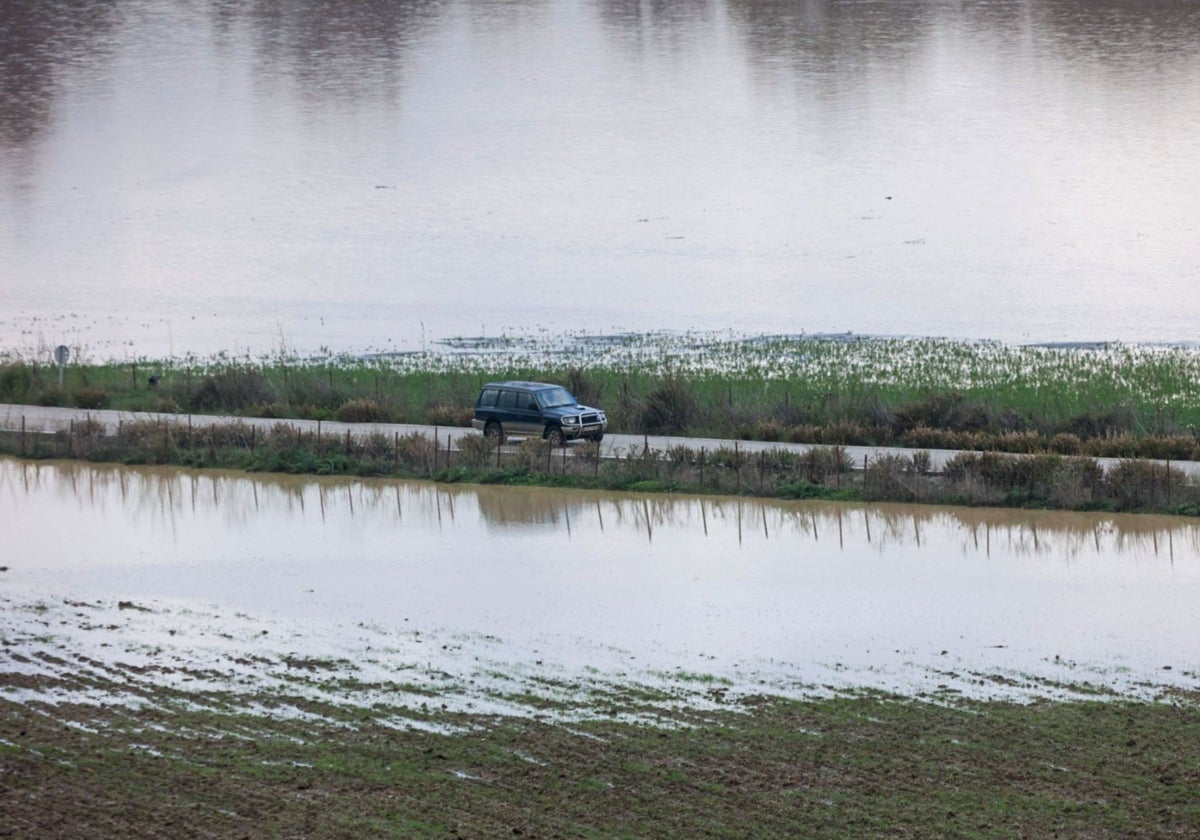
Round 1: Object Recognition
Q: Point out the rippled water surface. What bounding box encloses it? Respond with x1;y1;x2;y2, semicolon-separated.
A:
4;458;1199;702
2;0;1199;357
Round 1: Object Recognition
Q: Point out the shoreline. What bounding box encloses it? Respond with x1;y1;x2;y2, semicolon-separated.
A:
3;402;1200;518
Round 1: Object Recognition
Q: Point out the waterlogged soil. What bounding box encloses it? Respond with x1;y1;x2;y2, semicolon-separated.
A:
4;673;1200;838
4;458;1200;835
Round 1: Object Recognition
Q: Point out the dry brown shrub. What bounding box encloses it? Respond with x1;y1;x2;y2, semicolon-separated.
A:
336;399;386;423
73;387;110;410
427;405;473;427
1048;433;1082;455
456;433;496;467
993;431;1043;454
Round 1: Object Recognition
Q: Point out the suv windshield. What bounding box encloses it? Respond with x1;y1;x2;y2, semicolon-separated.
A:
536;387;577;409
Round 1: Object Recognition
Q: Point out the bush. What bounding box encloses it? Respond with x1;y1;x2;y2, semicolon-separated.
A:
863;454;921;501
189;368;273;411
1084;433;1141;459
36;387;67;407
819;421;871;446
250;402;295;419
0;363;35;401
752;420;785;442
73;387;110;410
336;398;385;423
427;405;473;427
1136;435;1196;461
513;438;553;471
1105;459;1187;509
1062;406;1139;439
1048;433;1081;455
456;432;496;467
394;432;438;471
566;368;601;406
640;378;697;434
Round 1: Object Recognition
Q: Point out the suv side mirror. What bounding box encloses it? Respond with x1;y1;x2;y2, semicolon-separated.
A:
528;401;539;410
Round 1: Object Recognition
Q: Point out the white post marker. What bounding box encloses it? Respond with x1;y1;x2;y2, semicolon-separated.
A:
54;345;69;387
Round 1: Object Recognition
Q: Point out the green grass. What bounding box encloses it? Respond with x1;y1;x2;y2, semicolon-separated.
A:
4;687;1199;838
7;334;1200;450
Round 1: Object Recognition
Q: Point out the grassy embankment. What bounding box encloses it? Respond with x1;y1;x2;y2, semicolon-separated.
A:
4;680;1199;838
4;336;1200;514
5;335;1200;459
3;416;1198;515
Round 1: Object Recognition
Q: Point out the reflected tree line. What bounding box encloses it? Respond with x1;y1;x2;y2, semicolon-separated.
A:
4;0;1199;152
4;456;1197;562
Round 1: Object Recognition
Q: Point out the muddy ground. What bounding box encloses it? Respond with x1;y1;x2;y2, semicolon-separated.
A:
5;677;1200;838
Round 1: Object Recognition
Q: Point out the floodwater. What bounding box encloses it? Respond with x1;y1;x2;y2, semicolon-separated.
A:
3;457;1198;709
3;0;1200;359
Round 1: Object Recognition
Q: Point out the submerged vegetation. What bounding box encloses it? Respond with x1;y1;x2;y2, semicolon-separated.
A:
6;333;1200;460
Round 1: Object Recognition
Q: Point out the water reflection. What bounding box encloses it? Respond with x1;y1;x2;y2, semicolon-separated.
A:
0;0;121;148
5;0;1200;354
7;456;1200;700
4;457;1197;565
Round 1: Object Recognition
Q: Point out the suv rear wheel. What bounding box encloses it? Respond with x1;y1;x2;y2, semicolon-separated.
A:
484;421;505;444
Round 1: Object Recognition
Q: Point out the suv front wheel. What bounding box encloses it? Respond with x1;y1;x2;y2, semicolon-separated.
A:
544;425;565;447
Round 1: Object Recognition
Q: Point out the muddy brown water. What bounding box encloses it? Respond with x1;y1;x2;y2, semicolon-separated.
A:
3;456;1199;704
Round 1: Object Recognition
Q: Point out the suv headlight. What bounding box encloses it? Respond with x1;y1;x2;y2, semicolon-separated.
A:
563;416;579;424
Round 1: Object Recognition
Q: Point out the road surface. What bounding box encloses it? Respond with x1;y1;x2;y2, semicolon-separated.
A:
2;403;1194;476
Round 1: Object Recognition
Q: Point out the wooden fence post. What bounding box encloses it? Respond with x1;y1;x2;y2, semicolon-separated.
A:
734;441;741;488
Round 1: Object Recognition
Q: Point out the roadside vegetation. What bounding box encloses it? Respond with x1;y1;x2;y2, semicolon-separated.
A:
5;334;1200;461
4;416;1198;516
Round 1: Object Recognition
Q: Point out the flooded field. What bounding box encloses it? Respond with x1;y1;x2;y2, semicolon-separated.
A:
4;1;1200;355
3;457;1199;720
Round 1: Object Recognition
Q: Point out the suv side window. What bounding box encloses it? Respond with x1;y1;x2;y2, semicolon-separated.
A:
478;388;499;407
498;390;519;409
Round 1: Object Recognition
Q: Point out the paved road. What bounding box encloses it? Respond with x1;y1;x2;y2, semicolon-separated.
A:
2;403;1194;476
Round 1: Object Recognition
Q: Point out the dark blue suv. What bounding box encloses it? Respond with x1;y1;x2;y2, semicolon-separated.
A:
472;381;607;445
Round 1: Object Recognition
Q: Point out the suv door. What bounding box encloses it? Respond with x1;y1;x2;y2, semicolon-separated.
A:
508;389;543;435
